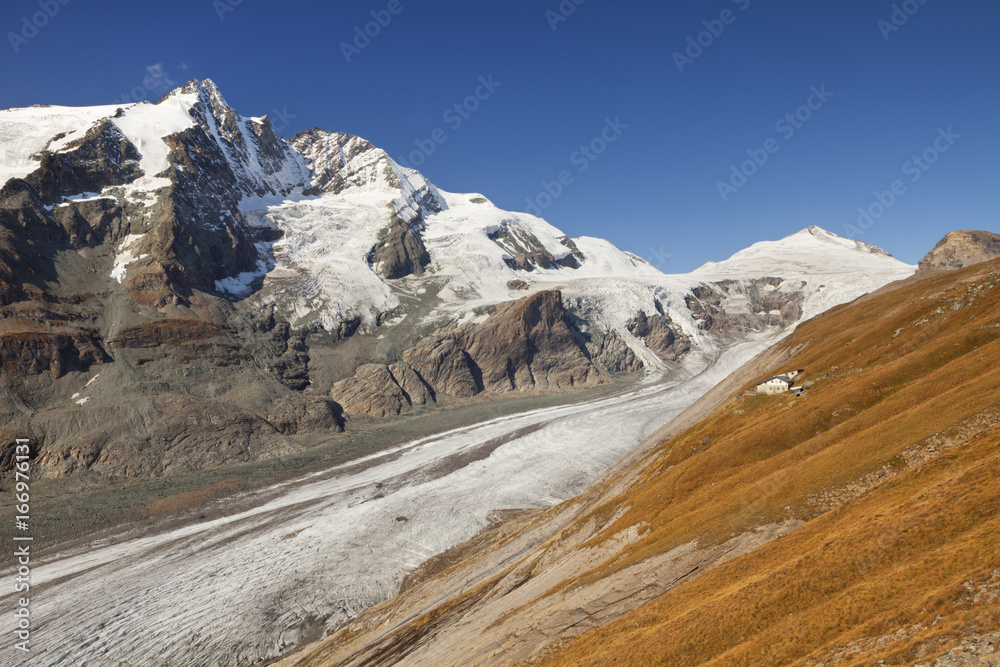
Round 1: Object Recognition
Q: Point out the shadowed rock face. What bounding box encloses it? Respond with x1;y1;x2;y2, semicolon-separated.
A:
23;119;143;205
685;278;804;338
918;230;1000;273
367;216;431;280
0;330;110;379
333;291;621;418
0;179;64;305
489;224;581;272
627;310;691;363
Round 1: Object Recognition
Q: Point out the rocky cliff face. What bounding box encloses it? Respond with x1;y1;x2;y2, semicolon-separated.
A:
332;291;614;419
627;310;691;363
683;277;804;337
917;230;1000;273
0;81;338;478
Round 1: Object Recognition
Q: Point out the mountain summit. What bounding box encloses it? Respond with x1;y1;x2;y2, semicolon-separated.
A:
917;230;1000;273
0;79;914;480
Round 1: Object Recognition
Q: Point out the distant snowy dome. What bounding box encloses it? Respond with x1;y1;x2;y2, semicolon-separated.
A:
690;226;909;279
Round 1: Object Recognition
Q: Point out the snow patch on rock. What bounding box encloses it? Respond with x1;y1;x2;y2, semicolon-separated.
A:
110;234;149;283
111;97;197;192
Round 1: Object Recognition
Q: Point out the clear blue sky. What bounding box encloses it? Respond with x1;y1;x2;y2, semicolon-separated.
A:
1;0;997;271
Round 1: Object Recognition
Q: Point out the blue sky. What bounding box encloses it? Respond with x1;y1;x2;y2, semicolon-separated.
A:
1;0;997;271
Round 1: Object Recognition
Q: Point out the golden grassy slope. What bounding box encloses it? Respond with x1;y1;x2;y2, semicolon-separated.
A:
541;259;1000;666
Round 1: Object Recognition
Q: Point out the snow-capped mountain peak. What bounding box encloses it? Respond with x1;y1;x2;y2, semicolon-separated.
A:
0;79;916;356
691;225;910;279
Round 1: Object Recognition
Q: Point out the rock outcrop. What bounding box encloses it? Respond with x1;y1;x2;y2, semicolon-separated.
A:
404;337;483;401
367;216;431;279
589;329;643;373
917;230;1000;273
332;291;619;418
627;310;691;363
489;223;580;271
453;290;602;392
331;363;434;419
0;330;110;380
30;395;306;478
23;119;143;205
685;278;804;336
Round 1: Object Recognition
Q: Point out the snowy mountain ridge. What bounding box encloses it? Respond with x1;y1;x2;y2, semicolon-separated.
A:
0;78;916;372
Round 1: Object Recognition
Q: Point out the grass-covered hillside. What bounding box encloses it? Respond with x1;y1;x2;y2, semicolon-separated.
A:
545;258;1000;666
